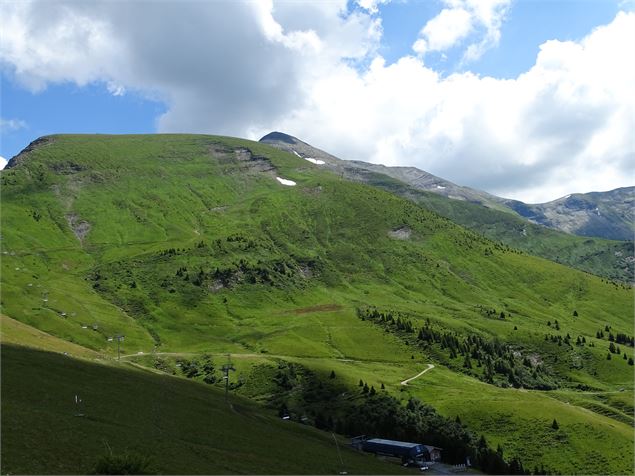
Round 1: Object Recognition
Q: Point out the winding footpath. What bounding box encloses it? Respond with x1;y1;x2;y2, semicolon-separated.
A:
400;363;435;385
119;351;436;387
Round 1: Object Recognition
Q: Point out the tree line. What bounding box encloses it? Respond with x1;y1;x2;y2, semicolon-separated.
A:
266;361;546;475
357;307;558;390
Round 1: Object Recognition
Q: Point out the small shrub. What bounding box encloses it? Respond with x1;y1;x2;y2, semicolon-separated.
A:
91;452;154;475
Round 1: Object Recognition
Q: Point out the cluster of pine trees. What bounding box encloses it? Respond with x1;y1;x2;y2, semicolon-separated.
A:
595;326;634;346
158;247;184;256
419;324;556;389
544;333;574;347
357;307;557;390
169;257;319;289
477;305;507;320
356;307;414;332
173;354;217;384
267;361;533;474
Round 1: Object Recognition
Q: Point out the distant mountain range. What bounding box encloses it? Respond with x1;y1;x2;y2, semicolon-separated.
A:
259;132;634;241
504;188;634;241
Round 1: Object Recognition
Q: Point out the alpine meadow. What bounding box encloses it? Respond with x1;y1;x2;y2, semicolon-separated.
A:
1;134;633;475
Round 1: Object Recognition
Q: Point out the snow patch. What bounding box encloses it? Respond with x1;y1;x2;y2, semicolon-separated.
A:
436;185;446;189
291;150;325;165
276;177;297;186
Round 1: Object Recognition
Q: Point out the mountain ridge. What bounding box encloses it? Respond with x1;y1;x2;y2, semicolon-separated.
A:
259;131;634;241
259;132;634;282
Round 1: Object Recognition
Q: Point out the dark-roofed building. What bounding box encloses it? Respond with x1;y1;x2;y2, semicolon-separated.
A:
359;438;437;465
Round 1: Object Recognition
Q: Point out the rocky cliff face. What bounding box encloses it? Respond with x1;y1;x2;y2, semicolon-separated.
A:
505;188;634;241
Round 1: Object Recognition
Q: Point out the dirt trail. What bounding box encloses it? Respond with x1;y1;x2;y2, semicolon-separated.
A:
120;351;385;365
400;363;435;385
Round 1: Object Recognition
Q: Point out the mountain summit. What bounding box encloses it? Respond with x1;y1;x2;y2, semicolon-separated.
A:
259;131;299;145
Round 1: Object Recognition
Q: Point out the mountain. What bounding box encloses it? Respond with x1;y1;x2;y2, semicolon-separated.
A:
505;188;634;241
260;132;634;282
259;131;506;210
259;132;634;240
1;134;633;475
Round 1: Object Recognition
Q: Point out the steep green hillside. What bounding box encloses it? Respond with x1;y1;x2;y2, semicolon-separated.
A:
372;178;634;283
260;132;633;282
1;134;633;474
314;166;634;283
0;343;410;475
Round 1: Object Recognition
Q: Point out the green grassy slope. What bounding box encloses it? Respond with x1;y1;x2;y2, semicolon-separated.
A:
1;134;633;474
352;171;634;283
1;314;103;358
0;343;411;475
405;365;633;475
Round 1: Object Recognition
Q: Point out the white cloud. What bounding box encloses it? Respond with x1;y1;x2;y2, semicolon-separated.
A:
272;11;635;202
252;0;322;52
412;0;510;62
0;2;124;92
0;117;27;131
0;155;7;170
0;2;633;203
417;7;473;54
356;0;391;14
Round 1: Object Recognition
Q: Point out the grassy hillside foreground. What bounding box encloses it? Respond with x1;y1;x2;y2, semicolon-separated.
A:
1;134;633;474
1;342;413;475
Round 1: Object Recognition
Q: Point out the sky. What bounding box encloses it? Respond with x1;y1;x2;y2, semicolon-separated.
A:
1;0;634;203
